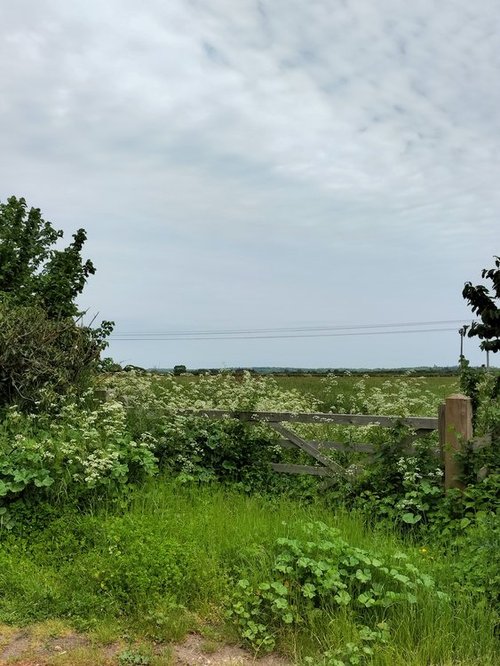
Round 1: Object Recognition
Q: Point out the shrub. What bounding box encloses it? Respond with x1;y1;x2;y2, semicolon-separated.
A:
0;302;111;409
0;392;158;529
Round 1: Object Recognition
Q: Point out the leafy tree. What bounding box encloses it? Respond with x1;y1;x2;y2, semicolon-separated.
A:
0;196;95;318
0;195;112;407
462;256;500;353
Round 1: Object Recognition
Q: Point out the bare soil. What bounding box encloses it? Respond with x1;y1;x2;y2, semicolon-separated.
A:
0;628;291;666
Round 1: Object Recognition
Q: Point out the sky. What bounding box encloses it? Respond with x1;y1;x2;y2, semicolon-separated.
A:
0;0;498;369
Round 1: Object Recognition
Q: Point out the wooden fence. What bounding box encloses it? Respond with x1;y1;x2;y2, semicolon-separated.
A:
180;394;486;491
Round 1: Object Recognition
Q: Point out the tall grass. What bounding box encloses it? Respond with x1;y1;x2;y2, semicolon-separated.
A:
272;374;459;411
0;478;497;664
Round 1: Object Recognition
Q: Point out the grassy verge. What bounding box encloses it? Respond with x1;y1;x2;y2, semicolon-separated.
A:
0;478;497;665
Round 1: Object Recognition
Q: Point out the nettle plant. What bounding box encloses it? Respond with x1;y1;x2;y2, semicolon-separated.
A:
228;521;443;655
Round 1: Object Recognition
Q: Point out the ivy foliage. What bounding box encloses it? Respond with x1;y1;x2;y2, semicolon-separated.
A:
463;255;500;353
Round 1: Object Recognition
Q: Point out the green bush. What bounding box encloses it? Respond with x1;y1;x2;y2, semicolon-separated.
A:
446;509;500;603
0;301;111;409
0;392;158;529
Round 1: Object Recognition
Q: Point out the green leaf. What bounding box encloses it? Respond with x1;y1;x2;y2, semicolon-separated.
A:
334;590;351;606
271;581;288;596
273;597;288;609
34;475;54;488
355;569;371;583
402;513;421;524
302;583;316;599
357;593;376;608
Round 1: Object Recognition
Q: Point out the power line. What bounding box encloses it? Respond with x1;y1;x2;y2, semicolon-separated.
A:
109;326;460;342
111;319;470;340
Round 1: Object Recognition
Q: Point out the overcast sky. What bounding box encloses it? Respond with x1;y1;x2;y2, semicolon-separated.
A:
1;0;498;369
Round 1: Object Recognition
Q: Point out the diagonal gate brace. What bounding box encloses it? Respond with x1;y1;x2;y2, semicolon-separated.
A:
269;422;349;480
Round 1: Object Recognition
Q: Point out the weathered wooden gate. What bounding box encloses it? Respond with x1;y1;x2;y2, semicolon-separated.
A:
180;395;485;490
179;408;438;487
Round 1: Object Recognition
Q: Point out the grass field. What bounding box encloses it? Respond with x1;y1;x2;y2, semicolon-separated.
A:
271;374;459;407
0;479;497;665
174;372;459;416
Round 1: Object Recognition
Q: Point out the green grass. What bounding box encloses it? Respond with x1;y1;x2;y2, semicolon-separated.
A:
0;478;497;665
272;374;459;407
173;373;459;411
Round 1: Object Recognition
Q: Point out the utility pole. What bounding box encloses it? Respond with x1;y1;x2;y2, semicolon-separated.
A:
459;325;469;361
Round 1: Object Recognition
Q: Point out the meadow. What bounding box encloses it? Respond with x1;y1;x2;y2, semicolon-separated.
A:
0;370;498;665
270;373;459;407
172;371;459;414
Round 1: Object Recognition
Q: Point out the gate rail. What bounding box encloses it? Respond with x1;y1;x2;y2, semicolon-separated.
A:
178;394;483;490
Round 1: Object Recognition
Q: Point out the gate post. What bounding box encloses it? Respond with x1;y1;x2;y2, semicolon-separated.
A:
441;394;473;491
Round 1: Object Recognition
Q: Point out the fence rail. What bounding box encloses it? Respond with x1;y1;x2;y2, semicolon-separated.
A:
177;395;477;490
178;409;438;431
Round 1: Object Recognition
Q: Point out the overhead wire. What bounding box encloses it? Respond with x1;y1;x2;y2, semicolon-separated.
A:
109;319;471;342
112;319;467;338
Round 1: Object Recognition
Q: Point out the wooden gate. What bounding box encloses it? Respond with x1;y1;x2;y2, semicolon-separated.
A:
179;395;483;490
179;408;438;487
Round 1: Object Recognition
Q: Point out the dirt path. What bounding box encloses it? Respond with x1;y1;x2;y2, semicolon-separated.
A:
0;627;291;666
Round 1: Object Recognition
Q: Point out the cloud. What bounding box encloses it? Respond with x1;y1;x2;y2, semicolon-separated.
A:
0;0;498;366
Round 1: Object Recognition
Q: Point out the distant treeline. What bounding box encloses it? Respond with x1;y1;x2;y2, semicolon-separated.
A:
106;362;497;377
150;366;468;377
